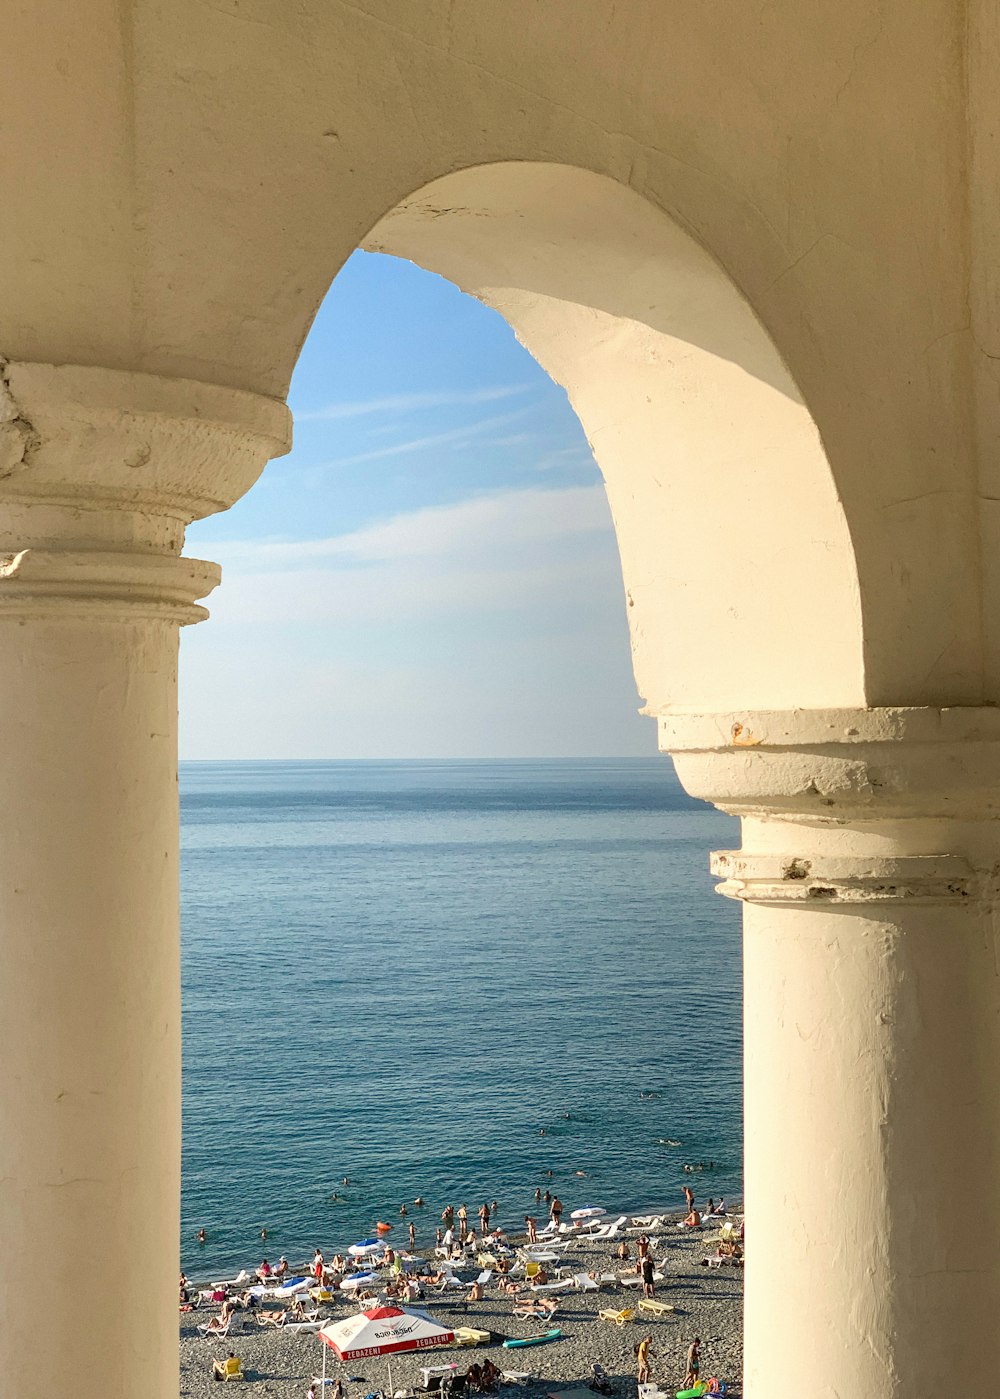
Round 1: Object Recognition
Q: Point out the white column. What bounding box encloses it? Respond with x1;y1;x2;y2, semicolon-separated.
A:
0;363;289;1399
661;708;1000;1398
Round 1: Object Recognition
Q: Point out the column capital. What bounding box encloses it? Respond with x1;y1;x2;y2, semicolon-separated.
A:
0;361;291;622
0;360;291;521
658;706;1000;822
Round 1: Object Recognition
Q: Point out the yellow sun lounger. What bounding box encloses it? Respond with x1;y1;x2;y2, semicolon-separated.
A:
455;1327;491;1346
598;1308;634;1326
638;1299;675;1317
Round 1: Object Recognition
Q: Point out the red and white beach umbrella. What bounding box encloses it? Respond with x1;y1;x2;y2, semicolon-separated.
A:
319;1306;455;1361
317;1306;456;1393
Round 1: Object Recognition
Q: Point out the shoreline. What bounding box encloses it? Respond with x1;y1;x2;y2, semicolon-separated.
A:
181;1211;744;1398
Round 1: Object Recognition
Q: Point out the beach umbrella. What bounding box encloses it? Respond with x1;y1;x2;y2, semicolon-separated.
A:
318;1306;455;1395
275;1276;310;1296
340;1272;378;1291
570;1207;606;1220
349;1242;384;1258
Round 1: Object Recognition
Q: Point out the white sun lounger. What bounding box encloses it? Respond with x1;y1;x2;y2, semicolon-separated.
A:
532;1279;574;1293
420;1365;459;1389
587;1215;627;1241
571;1273;600;1291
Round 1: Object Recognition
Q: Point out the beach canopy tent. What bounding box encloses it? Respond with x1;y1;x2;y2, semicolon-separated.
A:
320;1306;455;1360
318;1306;456;1391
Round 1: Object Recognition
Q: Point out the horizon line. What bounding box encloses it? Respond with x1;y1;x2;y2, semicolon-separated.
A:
177;752;662;763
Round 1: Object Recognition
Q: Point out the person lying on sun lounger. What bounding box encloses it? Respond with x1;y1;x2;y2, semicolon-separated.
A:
515;1297;558;1317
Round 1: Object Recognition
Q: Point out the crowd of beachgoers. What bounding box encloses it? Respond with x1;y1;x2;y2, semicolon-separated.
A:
180;1191;744;1398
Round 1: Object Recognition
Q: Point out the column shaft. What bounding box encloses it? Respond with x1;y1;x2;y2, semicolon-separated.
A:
742;891;1000;1395
0;619;182;1399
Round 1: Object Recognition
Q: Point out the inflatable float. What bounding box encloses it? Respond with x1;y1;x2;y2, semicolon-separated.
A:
503;1329;562;1349
376;1221;393;1233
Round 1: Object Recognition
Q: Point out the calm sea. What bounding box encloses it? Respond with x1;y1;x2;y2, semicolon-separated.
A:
179;759;743;1277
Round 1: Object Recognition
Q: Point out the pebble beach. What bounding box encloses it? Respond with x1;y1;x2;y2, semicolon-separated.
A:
180;1217;743;1399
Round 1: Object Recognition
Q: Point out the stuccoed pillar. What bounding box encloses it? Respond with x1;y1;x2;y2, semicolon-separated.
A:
660;708;1000;1399
0;363;289;1399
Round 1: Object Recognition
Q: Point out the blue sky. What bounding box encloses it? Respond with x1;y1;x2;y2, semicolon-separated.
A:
180;252;655;758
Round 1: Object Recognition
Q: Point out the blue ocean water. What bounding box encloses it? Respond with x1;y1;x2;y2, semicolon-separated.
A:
179;758;742;1277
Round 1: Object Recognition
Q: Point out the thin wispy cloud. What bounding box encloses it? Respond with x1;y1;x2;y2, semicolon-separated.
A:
294;384;532;422
312;407;532;471
206;485;612;572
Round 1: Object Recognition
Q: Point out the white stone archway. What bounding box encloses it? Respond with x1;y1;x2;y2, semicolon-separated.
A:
2;4;1000;1395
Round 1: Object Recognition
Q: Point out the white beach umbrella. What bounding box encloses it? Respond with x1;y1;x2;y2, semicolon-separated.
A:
318;1306;455;1394
570;1207;606;1220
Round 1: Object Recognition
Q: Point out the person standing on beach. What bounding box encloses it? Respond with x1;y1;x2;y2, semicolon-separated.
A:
683;1338;701;1389
640;1251;655;1299
636;1233;651;1260
636;1335;655;1384
525;1215;538;1243
479;1202;490;1233
458;1203;469;1236
550;1195;563;1228
683;1185;695;1214
408;1221;416;1250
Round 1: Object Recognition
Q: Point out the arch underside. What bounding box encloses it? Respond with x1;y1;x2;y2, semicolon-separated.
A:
363;163;865;716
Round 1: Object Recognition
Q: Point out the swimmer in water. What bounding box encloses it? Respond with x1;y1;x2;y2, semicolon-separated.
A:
414;1197;425;1206
400;1204;407;1216
539;1129;546;1136
197;1228;207;1245
343;1177;350;1186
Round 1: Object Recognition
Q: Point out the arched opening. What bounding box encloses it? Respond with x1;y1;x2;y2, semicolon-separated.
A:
177;163;868;1393
178;245;745;1266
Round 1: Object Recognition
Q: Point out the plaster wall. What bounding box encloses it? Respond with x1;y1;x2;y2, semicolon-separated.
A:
0;0;988;710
